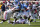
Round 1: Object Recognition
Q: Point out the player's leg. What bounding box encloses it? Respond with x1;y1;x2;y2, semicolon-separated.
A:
0;10;1;18
28;11;33;22
0;10;1;15
33;14;36;22
1;10;5;19
23;12;29;24
39;11;40;19
12;12;18;24
26;12;30;25
0;11;7;23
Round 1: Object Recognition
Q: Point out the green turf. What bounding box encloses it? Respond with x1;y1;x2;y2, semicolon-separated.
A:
0;15;40;27
0;22;40;27
0;19;40;27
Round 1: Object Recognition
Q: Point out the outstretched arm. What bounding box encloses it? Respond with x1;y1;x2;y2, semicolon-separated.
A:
11;7;16;11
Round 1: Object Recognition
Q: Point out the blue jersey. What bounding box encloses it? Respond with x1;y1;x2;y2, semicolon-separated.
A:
16;2;21;9
18;2;21;5
16;6;21;12
21;3;25;9
24;4;28;8
27;10;30;12
16;6;19;9
13;3;18;6
21;3;28;9
13;0;19;7
14;0;19;3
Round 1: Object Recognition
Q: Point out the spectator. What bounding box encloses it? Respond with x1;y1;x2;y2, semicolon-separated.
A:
1;3;5;12
1;3;5;18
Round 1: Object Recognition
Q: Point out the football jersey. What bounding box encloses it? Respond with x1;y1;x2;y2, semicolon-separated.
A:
17;19;25;23
6;9;12;14
15;6;21;12
21;3;25;9
13;0;19;7
16;6;19;9
24;4;28;8
13;3;18;7
26;6;30;12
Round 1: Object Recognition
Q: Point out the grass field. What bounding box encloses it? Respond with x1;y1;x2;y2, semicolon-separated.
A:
0;16;40;27
0;18;40;27
0;22;40;27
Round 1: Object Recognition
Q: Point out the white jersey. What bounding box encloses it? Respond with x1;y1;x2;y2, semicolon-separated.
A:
7;9;12;14
3;7;16;20
18;19;25;23
32;4;36;9
3;9;13;20
13;19;25;23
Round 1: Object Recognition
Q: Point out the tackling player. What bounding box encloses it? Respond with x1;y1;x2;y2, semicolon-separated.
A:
0;5;16;23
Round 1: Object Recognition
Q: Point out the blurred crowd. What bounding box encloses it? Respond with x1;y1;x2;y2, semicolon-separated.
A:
0;0;40;10
1;1;40;9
